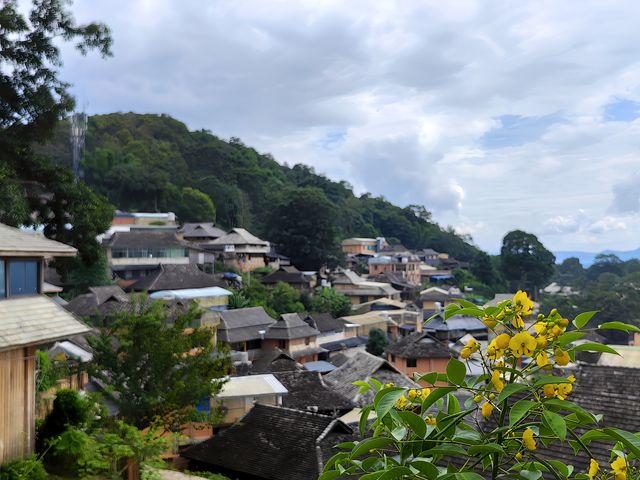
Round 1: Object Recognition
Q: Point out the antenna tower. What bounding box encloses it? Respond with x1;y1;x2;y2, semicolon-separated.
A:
70;112;88;181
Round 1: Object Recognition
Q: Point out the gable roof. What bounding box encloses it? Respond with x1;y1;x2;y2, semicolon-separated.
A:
182;404;353;480
180;223;227;239
0;223;77;257
0;296;90;351
302;313;344;333
209;227;269;246
331;270;365;285
103;230;195;249
265;313;320;340
127;264;227;292
65;285;129;317
249;349;301;373
261;266;310;285
324;351;419;405
217;307;276;343
385;332;452;359
272;370;355;412
339;312;395;327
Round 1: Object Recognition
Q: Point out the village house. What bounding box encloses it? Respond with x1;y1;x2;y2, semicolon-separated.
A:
301;312;354;344
339;312;398;339
424;314;489;342
0;223;90;463
368;271;419;301
182;404;355;480
109;211;179;234
262;313;325;363
179;223;227;243
331;269;401;305
206;227;270;272
353;298;422;335
127;263;227;293
65;285;130;324
214;307;275;360
415;248;441;267
368;253;422;286
418;286;463;311
385;332;452;379
102;230;203;286
266;249;291;270
340;237;385;256
260;265;315;291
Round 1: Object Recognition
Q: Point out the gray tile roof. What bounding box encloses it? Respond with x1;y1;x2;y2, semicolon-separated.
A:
249;349;301;373
181;404;353;480
0;223;77;256
217;307;276;343
0;296;90;351
127;264;226;292
65;285;129;317
272;370;355;412
180;223;227;239
208;228;269;246
264;313;320;340
103;231;195;249
385;332;452;358
302;313;344;333
324;351;419;406
261;266;309;285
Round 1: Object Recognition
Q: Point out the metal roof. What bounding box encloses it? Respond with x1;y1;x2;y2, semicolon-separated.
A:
0;223;77;257
215;374;288;398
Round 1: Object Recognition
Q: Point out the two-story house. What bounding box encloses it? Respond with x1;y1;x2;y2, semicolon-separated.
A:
0;223;90;463
262;313;324;364
368;254;422;286
206;228;270;272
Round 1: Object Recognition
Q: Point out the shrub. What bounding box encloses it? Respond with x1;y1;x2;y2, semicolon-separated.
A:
324;291;640;480
37;389;92;452
0;455;48;480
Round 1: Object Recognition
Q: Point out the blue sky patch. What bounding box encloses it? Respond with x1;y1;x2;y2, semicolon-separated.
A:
317;128;347;150
480;113;564;149
603;98;640;122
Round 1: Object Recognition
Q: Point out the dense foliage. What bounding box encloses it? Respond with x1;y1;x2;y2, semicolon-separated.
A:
88;299;230;430
41;112;483;269
500;230;556;295
366;328;389;357
325;293;640;480
0;0;114;286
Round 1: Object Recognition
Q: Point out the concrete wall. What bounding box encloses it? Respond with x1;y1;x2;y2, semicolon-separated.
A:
387;354;449;384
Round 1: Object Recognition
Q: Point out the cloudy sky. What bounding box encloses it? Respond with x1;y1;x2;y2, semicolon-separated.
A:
59;0;640;253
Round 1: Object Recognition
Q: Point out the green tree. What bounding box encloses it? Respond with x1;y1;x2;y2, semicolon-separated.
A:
310;287;352;318
88;300;229;430
555;256;586;286
0;0;113;286
266;187;340;270
365;328;389;356
500;230;555;296
175;187;216;223
268;282;305;315
471;250;499;287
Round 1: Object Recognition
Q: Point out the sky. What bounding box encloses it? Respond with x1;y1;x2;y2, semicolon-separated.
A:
56;0;640;254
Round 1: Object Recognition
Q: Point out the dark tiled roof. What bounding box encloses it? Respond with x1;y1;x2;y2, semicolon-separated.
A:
127;264;226;292
320;336;368;352
261;266;309;285
65;286;129;317
369;272;416;290
302;313;344;333
103;231;195;249
181;404;354;480
272;370;355;412
250;349;301;373
217;307;276;343
324;351;419;406
265;313;320;340
180;223;227;239
385;332;452;358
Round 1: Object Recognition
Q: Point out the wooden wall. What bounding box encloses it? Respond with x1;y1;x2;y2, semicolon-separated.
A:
0;347;35;463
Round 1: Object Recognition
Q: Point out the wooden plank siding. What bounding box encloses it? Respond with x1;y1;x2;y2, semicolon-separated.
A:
0;347;35;463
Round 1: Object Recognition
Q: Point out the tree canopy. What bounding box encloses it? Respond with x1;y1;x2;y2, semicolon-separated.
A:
500;230;555;295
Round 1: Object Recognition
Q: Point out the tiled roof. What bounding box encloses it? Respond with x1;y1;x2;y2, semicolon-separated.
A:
249;349;301;373
0;296;90;350
261;266;309;285
324;351;419;406
272;370;355;412
264;313;320;340
208;228;269;246
127;264;227;292
320;335;369;352
385;332;452;358
0;223;77;256
180;223;227;239
217;307;275;343
181;404;354;480
103;231;196;249
65;285;129;317
302;313;344;333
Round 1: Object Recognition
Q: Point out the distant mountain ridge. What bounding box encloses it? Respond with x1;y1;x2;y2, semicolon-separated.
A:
554;247;640;266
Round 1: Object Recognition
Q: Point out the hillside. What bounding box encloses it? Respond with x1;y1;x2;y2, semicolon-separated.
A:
42;113;481;264
554;248;640;266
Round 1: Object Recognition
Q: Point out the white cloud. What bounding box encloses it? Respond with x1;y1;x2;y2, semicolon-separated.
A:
56;0;640;252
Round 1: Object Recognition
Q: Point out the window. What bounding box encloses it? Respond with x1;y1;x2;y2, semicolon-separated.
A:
305;337;311;345
0;260;4;298
8;260;38;296
278;339;287;349
390;354;396;362
406;358;417;368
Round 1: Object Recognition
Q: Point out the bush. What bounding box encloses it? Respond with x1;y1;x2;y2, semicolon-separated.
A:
325;291;640;479
0;455;48;480
37;389;92;452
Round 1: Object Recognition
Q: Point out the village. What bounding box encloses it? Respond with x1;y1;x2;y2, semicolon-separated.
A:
2;211;640;479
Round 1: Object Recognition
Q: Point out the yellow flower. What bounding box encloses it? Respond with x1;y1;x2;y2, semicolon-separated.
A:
487;340;504;360
536;351;552;370
515;452;523;461
509;331;537;357
483;315;498;328
420;388;431;400
513;291;534;316
426;415;437;426
491;370;504;393
550;325;565;338
543;383;572;400
461;339;480;359
558;382;573;397
407;389;418;400
555;349;571;366
512;316;525;328
395;395;407;410
543;384;555;398
481;402;493;418
536;334;548;349
588;458;599;478
495;333;511;349
557;317;569;328
611;456;627;480
534;322;548;334
473;394;483;403
568;374;576;383
522;427;536;450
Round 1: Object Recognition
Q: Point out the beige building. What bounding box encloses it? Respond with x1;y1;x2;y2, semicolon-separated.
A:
331;270;401;305
206;228;270;272
0;223;90;463
262;313;324;364
368;254;422;286
341;238;380;256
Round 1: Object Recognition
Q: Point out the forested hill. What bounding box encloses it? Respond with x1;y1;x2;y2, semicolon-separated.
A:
42;112;481;265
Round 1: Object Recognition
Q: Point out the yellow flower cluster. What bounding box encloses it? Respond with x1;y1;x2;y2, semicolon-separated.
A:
522;427;536;450
460;339;480;359
611;456;627;480
588;459;599;478
395;388;432;410
543;381;573;400
407;388;431;401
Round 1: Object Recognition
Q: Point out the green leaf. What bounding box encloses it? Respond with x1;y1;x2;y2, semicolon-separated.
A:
353;380;372;394
509;400;537;426
556;331;585;347
350;437;396;459
453;298;481;309
410;459;439;479
602;428;640;457
497;382;529;404
546;459;571;478
322;451;349;472
359;472;384;480
359;405;373;437
422;444;468;456
452;472;486;480
318;471;342;480
446;358;466;385
468;443;505;455
543;398;597;424
543;410;567;441
519;470;543;480
422;387;456;412
573;311;598;329
373;387;406;419
598;321;640;333
571;342;620;355
414;372;448;385
369;378;382;390
378;467;414;480
450;307;484;317
580;429;609;445
391;425;407;441
398;410;427;439
447;393;461;414
533;375;570;388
